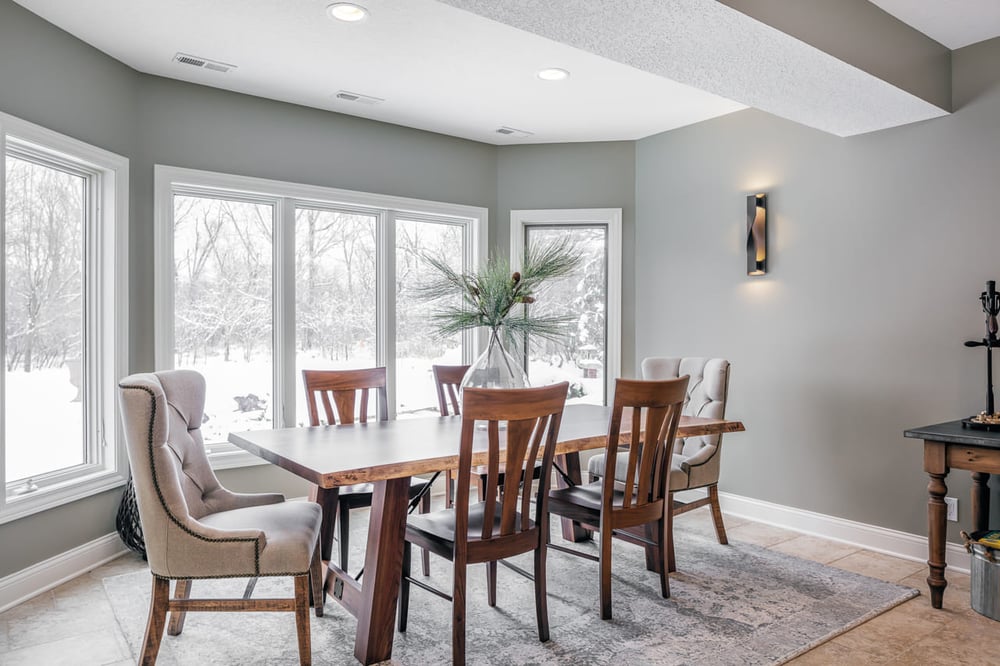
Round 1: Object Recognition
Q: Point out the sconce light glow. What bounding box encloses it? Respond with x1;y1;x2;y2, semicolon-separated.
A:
537;68;570;81
327;3;368;22
747;193;767;276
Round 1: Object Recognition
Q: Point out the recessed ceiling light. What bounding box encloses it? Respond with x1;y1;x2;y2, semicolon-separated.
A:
537;68;570;81
327;3;368;22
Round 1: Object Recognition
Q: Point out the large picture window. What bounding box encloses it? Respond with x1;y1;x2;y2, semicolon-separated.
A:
511;209;622;406
155;167;486;464
0;113;129;523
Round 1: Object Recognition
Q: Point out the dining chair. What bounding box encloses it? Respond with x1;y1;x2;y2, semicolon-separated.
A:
587;357;731;571
118;370;323;665
549;376;688;619
397;382;569;666
302;367;433;575
435;364;546;510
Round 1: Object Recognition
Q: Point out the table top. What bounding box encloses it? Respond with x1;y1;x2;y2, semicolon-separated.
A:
229;403;745;488
904;419;1000;449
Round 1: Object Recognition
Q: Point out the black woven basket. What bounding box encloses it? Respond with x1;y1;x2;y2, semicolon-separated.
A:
115;477;146;560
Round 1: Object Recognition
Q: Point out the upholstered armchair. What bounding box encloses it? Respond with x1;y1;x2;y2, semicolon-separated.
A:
118;370;323;665
587;357;732;554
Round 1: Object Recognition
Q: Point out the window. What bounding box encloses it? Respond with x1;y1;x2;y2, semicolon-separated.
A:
0;113;129;523
155;167;485;465
511;209;622;406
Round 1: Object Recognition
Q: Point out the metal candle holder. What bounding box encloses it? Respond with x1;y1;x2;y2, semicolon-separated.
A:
963;280;1000;431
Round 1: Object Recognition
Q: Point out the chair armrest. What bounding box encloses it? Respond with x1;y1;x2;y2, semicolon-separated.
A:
677;444;719;473
226;491;285;509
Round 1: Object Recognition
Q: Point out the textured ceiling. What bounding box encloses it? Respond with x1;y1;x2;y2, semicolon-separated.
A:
869;0;1000;49
439;0;950;137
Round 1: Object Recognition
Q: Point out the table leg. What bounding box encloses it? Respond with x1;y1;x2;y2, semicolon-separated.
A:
354;477;410;665
313;486;340;563
554;453;591;542
927;471;949;608
972;472;991;533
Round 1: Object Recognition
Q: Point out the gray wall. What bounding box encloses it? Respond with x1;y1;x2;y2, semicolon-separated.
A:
635;37;1000;544
0;0;139;578
497;142;638;377
0;0;498;577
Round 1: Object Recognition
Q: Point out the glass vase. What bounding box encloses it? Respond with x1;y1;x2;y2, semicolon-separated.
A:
461;328;529;393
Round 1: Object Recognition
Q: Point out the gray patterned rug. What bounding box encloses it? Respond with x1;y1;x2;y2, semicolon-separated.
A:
104;519;917;665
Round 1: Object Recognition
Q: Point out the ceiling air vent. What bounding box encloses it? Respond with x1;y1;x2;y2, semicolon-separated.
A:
334;90;384;105
496;126;534;138
172;52;236;73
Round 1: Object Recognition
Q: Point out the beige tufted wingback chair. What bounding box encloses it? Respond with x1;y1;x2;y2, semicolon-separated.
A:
118;370;323;665
587;357;731;568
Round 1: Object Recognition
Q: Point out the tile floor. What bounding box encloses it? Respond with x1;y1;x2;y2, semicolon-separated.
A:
0;512;990;665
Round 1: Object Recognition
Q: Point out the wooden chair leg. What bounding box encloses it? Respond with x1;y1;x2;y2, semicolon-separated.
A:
420;492;431;577
338;502;351;572
486;560;498;607
140;577;170;666
534;539;550;642
452;557;467;666
397;542;411;633
166;579;191;636
309;540;324;617
668;492;677;574
708;486;728;545
656;515;671;599
293;574;312;666
599;527;613;620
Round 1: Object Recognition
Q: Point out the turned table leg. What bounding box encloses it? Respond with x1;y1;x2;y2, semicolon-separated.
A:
927;471;949;608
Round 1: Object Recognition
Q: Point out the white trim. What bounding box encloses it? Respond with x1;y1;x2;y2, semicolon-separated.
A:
0;112;130;524
510;208;623;405
718;491;972;575
0;533;127;613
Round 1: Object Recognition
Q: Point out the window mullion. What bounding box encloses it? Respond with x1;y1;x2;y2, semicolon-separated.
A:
275;198;296;428
381;211;397;419
0;129;7;510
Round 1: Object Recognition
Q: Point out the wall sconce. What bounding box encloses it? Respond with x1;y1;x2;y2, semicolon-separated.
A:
746;193;767;276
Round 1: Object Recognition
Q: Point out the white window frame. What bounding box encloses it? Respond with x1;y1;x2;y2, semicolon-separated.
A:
0;112;129;524
510;208;622;405
154;166;487;468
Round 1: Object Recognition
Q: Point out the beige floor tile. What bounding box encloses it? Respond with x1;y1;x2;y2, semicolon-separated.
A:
827;550;925;583
769;535;861;564
725;520;798;547
0;629;127;666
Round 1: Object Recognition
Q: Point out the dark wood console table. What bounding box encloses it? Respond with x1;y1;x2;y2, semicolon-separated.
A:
904;420;998;608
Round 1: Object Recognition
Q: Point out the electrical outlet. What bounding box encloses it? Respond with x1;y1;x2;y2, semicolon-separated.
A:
945;497;959;522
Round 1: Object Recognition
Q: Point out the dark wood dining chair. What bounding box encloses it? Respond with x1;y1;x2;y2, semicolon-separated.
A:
302;367;432;575
397;382;569;666
435;364;547;510
547;376;688;619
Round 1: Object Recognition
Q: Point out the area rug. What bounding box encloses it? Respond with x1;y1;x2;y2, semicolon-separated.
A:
104;519;917;665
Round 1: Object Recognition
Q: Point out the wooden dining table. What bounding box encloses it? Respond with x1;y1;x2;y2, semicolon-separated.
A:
230;403;744;665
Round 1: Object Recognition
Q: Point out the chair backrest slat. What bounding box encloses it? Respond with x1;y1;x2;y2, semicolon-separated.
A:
302;367;388;427
602;377;689;514
455;383;568;545
433;364;469;416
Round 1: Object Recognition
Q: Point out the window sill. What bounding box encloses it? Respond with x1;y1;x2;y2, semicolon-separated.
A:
0;469;128;525
207;448;271;471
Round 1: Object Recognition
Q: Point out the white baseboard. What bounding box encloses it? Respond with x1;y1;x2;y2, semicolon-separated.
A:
718;492;971;575
0;533;128;613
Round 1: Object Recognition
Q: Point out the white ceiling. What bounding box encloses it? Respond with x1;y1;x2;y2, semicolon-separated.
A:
869;0;1000;49
12;0;1000;144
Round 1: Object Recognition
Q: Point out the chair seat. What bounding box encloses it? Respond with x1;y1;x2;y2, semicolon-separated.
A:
586;452;689;490
335;477;431;507
407;502;535;546
200;500;322;575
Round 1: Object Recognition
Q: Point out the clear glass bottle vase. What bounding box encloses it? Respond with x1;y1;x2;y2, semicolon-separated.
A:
460;327;529;392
